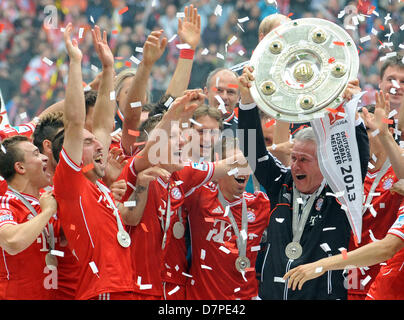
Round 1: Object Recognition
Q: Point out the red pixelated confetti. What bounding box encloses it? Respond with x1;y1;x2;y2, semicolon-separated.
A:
333;41;345;46
118;6;128;15
328;57;336;64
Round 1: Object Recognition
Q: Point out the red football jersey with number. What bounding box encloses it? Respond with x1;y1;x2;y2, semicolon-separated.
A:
183;182;271;300
123;161;215;297
0;189;52;299
366;204;404;300
53;148;134;300
348;165;403;298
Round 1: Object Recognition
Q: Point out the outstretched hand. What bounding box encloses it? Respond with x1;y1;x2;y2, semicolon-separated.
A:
178;4;201;50
64;23;82;62
91;25;114;69
142;30;168;68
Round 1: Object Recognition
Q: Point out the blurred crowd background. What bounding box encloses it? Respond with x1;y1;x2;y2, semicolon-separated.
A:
0;0;403;125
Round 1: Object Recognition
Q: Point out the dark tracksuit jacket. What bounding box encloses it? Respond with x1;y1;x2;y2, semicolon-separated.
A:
238;104;369;300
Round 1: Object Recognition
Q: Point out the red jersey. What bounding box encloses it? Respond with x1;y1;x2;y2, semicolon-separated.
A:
0;189;52;299
123;161;215;297
366;206;404;300
53;148;134;300
183;182;271;300
348;164;403;298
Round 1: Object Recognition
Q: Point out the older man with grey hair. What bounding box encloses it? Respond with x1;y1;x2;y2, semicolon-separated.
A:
237;67;369;300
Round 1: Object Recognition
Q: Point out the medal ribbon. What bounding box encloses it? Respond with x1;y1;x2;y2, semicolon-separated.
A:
217;190;248;261
95;181;128;243
291;179;326;244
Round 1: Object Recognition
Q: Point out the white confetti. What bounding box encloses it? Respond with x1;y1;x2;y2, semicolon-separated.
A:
89;261;99;274
181;272;193;278
91;64;99;73
275;218;284;223
274;276;285;283
200;249;206;260
258;155;269;162
135;47;143;53
109;91;116;101
219;246;231;254
130;55;141;65
238;17;249;23
168;285;180;295
124;201;137;207
168;34;177;43
201;264;212;270
176;12;185;18
227;36;237;46
214;4;222;16
315;267;323;273
130;101;142;108
320;243;331;252
42;57;53;66
251;245;261;252
216;52;225;60
227;167;239;176
78;27;84;39
50;249;65;257
176;43;191;50
371;129;379;137
189;118;202;127
234;287;241;292
361;275;372;287
90;16;95;23
360;35;371;43
201;48;209;55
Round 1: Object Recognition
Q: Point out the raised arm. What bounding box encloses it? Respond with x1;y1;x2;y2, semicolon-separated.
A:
133;90;203;173
237;66;288;191
121;30;167;155
62;23;85;165
90;26;116;158
372;90;404;179
165;4;201;97
118;166;170;226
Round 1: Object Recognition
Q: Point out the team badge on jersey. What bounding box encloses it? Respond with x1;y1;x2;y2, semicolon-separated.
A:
382;176;394;190
247;210;256;222
315;198;324;211
170;187;182;200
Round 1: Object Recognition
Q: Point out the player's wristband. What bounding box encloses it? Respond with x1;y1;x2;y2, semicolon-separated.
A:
179;48;195;60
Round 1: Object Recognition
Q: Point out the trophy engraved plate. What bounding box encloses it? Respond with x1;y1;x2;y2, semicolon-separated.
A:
249;18;359;123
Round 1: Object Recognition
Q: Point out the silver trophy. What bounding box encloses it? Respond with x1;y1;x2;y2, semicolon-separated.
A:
249;18;359;123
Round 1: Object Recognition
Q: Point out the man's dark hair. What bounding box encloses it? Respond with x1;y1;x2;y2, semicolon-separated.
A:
380;54;404;79
85;90;98;114
51;129;65;163
0;135;29;182
32;111;64;153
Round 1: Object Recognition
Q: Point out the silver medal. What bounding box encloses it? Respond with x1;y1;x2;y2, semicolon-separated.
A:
285;241;303;260
45;252;58;270
172;222;185;239
235;256;251;272
117;230;131;248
